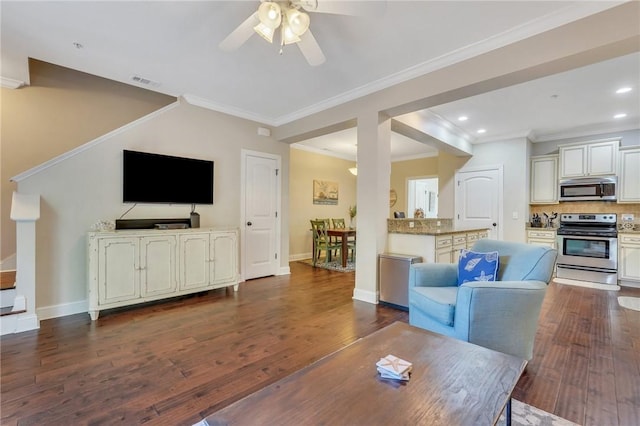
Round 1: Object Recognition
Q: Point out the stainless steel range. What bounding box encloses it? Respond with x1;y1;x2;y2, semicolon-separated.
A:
556;213;618;285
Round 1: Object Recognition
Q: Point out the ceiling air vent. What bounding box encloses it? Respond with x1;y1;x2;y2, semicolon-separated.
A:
131;75;160;87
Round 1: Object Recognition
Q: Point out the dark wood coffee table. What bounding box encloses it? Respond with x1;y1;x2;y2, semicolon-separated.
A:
202;321;526;426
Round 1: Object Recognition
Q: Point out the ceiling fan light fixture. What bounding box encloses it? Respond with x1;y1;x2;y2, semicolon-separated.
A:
281;22;301;45
254;23;275;43
286;7;310;35
257;2;282;28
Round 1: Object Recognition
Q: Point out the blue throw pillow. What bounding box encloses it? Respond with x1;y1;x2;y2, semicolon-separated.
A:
457;249;499;286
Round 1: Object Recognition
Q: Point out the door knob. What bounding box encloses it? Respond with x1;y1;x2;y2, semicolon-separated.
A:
492;223;497;227
247;221;252;226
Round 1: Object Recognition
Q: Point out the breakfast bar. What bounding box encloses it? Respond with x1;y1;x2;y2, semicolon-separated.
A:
386;218;490;264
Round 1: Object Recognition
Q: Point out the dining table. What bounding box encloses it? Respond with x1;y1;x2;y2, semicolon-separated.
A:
327;228;356;267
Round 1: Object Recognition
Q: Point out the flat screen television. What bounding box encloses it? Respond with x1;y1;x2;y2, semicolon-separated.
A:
123;150;214;204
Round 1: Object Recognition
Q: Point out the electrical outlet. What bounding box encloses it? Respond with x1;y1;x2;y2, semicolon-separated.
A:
622;214;634;222
512;211;519;220
409;221;415;228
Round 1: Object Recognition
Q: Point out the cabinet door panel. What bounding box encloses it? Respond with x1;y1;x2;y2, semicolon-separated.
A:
560;145;586;178
211;233;237;284
98;238;139;304
619;245;640;281
530;156;558;203
588;143;617;176
179;234;210;290
141;236;177;296
436;248;453;264
619;149;640;202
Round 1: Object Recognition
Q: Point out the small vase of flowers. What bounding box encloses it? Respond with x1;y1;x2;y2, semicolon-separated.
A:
348;205;357;229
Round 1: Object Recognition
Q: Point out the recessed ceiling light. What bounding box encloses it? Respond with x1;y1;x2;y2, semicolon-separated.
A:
477;129;486;134
614;113;627;119
616;87;632;94
458;116;468;121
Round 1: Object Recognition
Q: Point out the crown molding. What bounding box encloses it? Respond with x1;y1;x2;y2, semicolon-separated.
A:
1;76;25;89
272;2;623;126
182;94;275;126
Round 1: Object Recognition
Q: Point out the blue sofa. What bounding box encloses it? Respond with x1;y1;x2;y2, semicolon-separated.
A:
408;239;557;360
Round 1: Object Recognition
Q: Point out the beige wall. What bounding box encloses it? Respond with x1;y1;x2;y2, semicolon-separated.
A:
17;101;290;318
1;59;176;267
289;148;356;260
389;156;438;217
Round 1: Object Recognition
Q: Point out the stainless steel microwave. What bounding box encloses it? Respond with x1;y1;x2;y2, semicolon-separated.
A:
558;177;617;201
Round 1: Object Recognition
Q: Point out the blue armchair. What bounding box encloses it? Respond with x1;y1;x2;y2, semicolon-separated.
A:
408;239;557;360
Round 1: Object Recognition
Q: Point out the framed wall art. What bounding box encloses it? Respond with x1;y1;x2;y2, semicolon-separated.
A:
313;180;338;205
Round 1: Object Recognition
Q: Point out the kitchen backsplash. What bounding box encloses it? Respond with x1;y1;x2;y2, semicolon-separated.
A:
529;201;640;226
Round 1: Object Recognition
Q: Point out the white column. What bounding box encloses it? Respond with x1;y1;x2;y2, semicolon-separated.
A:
353;111;391;304
3;192;41;334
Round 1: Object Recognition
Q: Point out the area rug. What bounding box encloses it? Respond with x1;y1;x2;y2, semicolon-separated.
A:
554;278;620;291
298;258;355;272
618;296;640;312
497;399;579;426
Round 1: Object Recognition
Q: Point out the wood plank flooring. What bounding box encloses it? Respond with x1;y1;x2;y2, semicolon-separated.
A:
1;262;639;425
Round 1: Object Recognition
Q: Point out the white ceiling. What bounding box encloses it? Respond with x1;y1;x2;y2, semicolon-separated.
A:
2;1;638;161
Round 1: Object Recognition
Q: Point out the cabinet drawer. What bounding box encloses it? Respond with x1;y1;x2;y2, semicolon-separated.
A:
478;231;489;239
467;233;479;243
436;235;452;248
620;234;640;245
527;230;555;239
453;235;467;245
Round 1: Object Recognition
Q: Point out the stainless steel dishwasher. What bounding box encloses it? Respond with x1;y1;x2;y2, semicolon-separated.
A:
378;253;422;310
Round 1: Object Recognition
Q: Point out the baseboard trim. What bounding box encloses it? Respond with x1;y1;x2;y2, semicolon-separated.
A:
352;288;377;305
277;266;291;276
1;312;39;335
37;299;88;320
289;253;312;262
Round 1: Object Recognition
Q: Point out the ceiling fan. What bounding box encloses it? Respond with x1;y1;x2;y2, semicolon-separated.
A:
219;0;385;66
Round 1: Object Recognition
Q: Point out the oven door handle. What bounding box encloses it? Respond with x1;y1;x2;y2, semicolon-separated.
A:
556;264;618;273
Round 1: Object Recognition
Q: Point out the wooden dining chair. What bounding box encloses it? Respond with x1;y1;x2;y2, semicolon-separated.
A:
332;218;355;262
331;218;346;228
310;219;341;266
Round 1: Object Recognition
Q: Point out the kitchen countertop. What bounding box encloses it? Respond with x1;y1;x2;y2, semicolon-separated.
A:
388;226;489;236
526;226;558;231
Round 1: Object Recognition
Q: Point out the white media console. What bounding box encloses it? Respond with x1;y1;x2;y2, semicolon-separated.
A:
87;227;239;320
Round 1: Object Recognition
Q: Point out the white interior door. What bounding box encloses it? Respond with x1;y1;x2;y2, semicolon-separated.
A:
455;166;502;240
242;150;280;280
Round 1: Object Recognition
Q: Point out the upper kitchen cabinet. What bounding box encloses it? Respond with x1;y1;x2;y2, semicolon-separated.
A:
618;147;640;203
530;155;558;204
559;139;619;178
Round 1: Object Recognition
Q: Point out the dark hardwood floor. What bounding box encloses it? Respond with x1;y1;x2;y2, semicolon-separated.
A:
1;262;639;425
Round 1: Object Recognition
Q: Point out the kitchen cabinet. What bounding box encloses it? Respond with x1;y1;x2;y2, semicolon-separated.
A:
559;139;619;178
179;231;238;291
527;229;556;249
618;147;640;203
88;228;239;320
388;230;487;265
619;233;640;287
530;155;558;204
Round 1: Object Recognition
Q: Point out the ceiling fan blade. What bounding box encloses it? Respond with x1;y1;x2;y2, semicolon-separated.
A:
297;29;326;66
219;11;260;51
292;0;386;16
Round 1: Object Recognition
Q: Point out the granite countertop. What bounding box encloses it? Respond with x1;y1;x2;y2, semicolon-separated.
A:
388;226;490;236
618;226;640;234
525;226;558;231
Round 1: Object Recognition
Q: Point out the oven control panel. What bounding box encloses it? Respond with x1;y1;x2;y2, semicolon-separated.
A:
560;213;617;224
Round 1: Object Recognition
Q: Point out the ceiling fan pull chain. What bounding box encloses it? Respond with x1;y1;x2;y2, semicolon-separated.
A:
279;24;285;55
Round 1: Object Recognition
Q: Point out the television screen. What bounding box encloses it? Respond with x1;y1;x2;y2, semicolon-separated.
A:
123;150;214;204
